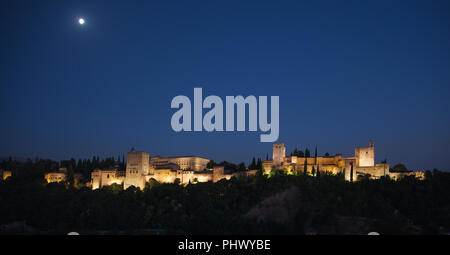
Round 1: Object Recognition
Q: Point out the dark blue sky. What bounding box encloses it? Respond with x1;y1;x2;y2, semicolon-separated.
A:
1;0;449;171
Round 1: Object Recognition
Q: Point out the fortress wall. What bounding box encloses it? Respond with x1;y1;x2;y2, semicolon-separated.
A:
293;157;316;165
317;157;339;165
388;171;425;180
195;173;213;183
262;160;273;174
45;172;66;183
124;174;145;189
356;164;389;179
100;171;124;187
151;169;177;183
151;156;210;172
283;164;339;175
177;171;195;184
91;170;124;189
2;171;11;180
150;169;215;184
318;165;340;174
289;157;338;166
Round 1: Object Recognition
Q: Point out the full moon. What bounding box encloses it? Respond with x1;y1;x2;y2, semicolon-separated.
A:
78;18;85;25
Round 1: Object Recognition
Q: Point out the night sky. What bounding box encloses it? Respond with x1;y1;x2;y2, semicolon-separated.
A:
1;0;449;171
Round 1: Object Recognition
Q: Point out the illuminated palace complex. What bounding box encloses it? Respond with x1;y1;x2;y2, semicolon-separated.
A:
91;148;257;190
42;142;424;189
264;142;424;181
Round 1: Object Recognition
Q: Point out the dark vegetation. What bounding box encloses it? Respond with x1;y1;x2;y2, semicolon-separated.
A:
0;159;449;234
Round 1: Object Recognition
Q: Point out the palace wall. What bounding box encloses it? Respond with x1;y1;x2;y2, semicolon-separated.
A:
91;169;125;189
150;156;209;172
1;170;11;180
44;172;66;183
87;141;426;190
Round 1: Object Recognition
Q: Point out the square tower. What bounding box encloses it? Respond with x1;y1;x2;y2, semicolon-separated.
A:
213;166;225;182
355;142;375;167
124;148;150;190
273;143;286;165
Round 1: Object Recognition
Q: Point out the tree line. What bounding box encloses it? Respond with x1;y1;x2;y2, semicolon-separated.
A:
0;156;126;182
0;160;449;234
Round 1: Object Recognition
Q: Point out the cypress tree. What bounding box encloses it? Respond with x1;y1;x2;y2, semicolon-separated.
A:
299;150;304;157
350;162;354;182
77;159;82;172
92;156;97;168
66;165;74;188
305;148;310;157
312;166;315;176
251;157;256;169
257;158;262;170
314;146;318;165
303;158;307;175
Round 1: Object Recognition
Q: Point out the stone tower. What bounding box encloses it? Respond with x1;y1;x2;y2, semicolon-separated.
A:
273;143;286;165
355;141;375;167
124;148;150;190
213;166;225;182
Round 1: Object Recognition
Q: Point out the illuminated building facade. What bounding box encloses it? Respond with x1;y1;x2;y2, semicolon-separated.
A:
150;156;210;173
90;141;425;190
91;149;254;190
91;169;125;189
0;170;12;180
263;141;424;181
44;168;67;183
124;149;150;189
